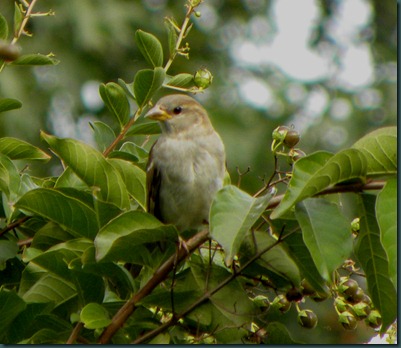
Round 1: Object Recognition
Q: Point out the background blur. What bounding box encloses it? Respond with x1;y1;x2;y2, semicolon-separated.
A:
0;0;397;343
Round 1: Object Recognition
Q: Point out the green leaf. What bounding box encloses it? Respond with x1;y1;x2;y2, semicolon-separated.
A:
89;121;115;152
190;255;259;327
265;322;301;344
13;2;23;35
0;98;22;113
271;149;367;219
80;303;111;329
166;73;194;87
0;289;26;342
119;141;148;163
210;185;271;266
354;194;397;333
240;231;301;289
16;188;99;239
55;167;88;190
126;121;161;136
22;273;76;306
99;83;130;128
135;30;164;67
376;178;397;287
41;133;130;210
0;137;50;161
108;158;146;210
11;53;59;66
0;240;18;271
0;153;21;200
0;14;8;40
352;126;397;177
295;198;353;282
165;19;178;58
133;67;166;108
94;211;178;262
282;230;329;295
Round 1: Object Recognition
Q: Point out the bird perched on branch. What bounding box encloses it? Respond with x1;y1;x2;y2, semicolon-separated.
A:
145;94;226;232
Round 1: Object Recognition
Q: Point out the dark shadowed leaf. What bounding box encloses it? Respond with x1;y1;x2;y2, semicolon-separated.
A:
0;98;22;112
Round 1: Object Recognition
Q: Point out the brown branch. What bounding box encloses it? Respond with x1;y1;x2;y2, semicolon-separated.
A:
66;322;84;344
97;229;210;344
0;216;31;237
265;180;386;210
132;231;292;344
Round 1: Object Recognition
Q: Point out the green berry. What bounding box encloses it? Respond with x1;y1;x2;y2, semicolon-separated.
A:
297;309;318;329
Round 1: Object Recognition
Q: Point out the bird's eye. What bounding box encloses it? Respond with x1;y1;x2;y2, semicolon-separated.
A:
173;106;182;115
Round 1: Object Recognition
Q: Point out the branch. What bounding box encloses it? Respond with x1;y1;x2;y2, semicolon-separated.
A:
0;216;31;237
265;180;386;210
97;229;210;344
132;231;293;344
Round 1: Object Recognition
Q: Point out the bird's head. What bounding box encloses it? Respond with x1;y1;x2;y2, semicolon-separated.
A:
144;94;213;137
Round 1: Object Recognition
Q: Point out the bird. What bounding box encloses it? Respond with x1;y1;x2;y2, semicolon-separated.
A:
145;94;226;232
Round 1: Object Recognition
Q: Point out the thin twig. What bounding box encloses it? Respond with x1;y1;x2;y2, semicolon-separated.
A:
66;322;83;344
0;216;31;237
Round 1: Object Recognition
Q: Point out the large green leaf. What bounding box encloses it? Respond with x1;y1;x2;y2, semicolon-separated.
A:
271;149;367;219
295;198;353;282
16;188;99;239
0;240;18;270
0;289;26;342
90;121;116;152
240;231;301;289
0;137;50;161
135;30;164;67
108;158;146;210
99;82;130;128
265;322;301;344
282;230;329;294
21;273;76;306
189;254;259;327
0;153;21;200
210;185;271;266
352;126;397;177
133;67;165;108
94;211;178;262
41;133;130;210
355;194;397;333
0;98;22;113
376;178;397;287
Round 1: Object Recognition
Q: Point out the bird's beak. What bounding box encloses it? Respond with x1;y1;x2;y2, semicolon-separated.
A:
145;105;171;121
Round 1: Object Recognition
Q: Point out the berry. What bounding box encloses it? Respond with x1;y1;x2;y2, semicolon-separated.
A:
272;294;291;313
339;311;357;330
283;130;300;148
285;287;303;302
297;309;318;329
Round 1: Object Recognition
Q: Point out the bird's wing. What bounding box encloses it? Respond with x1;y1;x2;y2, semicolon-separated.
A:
146;142;162;220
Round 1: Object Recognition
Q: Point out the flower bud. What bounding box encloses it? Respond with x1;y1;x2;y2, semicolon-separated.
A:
194;68;213;89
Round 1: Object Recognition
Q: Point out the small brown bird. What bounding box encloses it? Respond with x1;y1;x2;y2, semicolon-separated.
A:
145;94;226;232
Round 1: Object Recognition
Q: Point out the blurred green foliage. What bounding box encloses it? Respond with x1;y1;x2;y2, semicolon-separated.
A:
0;0;396;193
